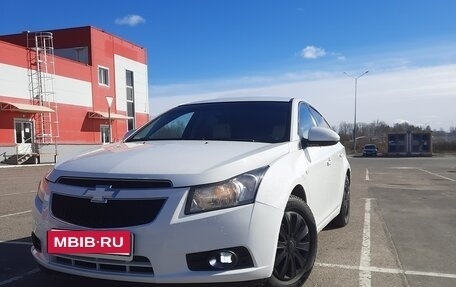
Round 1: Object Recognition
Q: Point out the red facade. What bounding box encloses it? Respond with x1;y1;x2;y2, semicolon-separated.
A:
0;26;149;148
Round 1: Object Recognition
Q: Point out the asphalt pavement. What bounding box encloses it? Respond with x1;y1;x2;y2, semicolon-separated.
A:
1;156;455;286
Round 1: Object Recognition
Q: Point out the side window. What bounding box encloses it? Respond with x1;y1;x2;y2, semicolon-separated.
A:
308;106;331;129
298;103;316;138
98;66;109;86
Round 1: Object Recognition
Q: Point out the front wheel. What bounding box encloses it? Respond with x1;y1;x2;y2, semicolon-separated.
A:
331;176;351;228
266;196;317;287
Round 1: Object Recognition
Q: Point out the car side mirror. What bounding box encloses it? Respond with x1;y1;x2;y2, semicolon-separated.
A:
302;127;340;148
122;129;137;141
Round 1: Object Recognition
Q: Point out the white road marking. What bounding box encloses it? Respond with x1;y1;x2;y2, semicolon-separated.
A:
360;198;372;287
316;262;456;279
0;268;39;286
0;191;35;197
0;241;32;246
405;270;456;279
418;169;455;182
365;169;370;181
0;210;32;219
0;163;54;169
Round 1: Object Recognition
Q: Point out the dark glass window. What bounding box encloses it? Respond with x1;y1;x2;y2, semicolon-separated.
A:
126;70;134;87
126;70;135;130
98;67;109;85
128;102;292;143
15;122;22;143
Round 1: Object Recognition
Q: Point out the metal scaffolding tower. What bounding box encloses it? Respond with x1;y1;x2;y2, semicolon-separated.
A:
26;31;59;162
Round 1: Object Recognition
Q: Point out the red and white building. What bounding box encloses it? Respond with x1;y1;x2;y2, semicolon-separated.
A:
0;26;149;163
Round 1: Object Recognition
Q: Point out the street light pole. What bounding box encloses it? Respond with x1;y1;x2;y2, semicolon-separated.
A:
106;96;113;143
344;70;369;153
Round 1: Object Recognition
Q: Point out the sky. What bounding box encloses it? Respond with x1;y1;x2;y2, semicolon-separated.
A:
1;0;456;131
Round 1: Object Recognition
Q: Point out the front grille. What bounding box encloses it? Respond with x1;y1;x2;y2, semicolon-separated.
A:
57;177;172;189
51;193;166;228
51;254;154;275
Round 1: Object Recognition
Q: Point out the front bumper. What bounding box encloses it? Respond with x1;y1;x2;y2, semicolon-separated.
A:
32;187;283;284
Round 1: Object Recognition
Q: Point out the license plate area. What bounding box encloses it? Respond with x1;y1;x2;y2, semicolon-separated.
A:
47;229;134;261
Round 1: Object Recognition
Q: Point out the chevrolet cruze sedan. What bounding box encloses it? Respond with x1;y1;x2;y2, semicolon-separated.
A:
32;97;351;287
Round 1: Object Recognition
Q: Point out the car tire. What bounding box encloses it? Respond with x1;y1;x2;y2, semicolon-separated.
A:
266;195;317;287
331;176;351;228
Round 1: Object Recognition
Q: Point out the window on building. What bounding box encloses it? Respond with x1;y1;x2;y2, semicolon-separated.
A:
126;70;135;130
98;66;109;86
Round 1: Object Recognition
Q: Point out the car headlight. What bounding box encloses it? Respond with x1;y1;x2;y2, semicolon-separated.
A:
185;166;269;214
37;176;51;202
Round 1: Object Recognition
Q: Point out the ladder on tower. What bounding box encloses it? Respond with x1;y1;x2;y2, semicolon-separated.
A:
26;31;59;163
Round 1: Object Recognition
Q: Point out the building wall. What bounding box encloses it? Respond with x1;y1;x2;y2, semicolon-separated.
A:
0;26;149;148
114;54;149;118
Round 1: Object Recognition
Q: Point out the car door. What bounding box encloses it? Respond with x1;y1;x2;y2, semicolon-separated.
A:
298;103;334;227
308;106;345;215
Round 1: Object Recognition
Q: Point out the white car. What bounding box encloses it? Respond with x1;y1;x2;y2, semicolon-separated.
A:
32;97;351;287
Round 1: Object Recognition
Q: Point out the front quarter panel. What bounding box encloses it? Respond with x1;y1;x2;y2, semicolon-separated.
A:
255;141;310;213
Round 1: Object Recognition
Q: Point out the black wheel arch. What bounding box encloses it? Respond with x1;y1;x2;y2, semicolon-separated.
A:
291;185;307;203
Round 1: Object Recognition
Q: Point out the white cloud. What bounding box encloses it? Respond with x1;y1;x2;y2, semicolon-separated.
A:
300;45;326;59
149;65;456;131
337;55;347;61
115;14;146;26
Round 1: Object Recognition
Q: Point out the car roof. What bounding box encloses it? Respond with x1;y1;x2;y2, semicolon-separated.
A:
183;96;295;105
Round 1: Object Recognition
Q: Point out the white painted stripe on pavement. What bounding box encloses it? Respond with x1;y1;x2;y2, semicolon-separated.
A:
365;169;370;181
359;198;372;287
0;163;54;169
0;268;39;286
0;210;32;219
316;262;456;279
405;270;456;279
0;191;35;197
418;169;455;182
0;241;32;246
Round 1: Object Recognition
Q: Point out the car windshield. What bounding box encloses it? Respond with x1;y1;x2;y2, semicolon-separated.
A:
364;145;376;150
127;101;291;143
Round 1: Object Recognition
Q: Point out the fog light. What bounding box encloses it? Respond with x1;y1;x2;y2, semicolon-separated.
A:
186;246;253;271
208;251;238;270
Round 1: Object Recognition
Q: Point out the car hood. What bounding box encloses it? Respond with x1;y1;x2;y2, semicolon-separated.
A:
50;141;290;187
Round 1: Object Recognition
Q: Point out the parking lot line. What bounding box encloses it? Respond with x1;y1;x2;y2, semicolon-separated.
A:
0;241;32;246
418;169;455;182
0;210;32;219
0;163;54;169
0;191;35;197
316;262;456;280
0;269;39;286
359;198;372;287
365;169;370;181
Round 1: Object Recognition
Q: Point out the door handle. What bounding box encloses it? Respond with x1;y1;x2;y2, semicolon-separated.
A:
339;153;343;159
326;158;332;166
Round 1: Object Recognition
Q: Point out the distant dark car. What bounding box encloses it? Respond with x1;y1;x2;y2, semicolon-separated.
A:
363;144;378;157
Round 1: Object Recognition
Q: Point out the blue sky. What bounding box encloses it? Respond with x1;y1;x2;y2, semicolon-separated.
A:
2;0;456;130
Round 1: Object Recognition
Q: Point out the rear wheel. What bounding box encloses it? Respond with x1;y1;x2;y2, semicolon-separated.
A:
266;196;317;287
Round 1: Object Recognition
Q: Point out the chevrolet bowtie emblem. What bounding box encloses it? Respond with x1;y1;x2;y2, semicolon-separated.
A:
83;185;119;203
